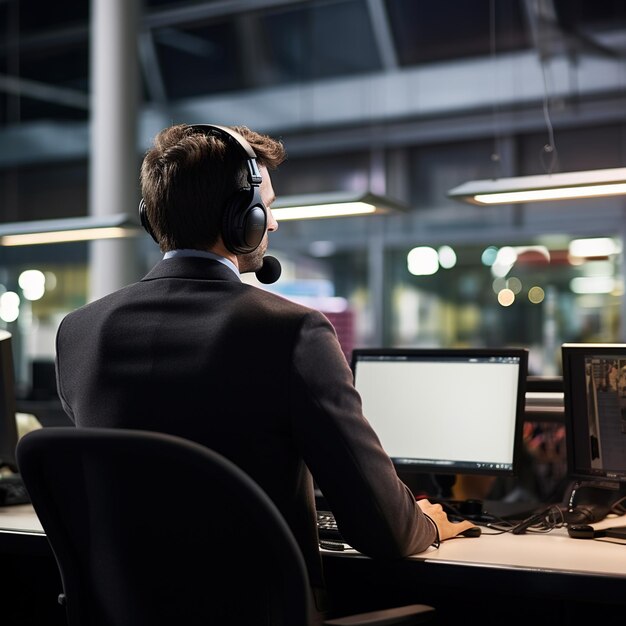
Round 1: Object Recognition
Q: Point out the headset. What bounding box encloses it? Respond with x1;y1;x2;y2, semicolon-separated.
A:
139;123;267;255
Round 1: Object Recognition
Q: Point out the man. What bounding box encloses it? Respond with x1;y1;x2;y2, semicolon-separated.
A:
55;123;473;618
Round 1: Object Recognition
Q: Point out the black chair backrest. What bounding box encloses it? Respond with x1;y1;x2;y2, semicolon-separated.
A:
17;427;312;626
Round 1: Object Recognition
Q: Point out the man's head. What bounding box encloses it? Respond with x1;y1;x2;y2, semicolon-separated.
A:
140;124;286;270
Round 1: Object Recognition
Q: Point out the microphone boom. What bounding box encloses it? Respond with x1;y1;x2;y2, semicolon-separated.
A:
255;256;282;284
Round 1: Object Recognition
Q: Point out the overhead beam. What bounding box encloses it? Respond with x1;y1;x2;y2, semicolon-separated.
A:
0;73;89;109
167;48;626;136
143;0;311;29
365;0;398;70
137;29;168;105
2;48;626;166
0;0;312;56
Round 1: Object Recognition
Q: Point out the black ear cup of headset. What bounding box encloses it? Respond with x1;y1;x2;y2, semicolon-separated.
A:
139;123;267;254
220;183;267;255
138;198;158;244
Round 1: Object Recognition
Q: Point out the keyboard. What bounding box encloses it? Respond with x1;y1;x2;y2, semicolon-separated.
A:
317;510;343;542
0;474;31;506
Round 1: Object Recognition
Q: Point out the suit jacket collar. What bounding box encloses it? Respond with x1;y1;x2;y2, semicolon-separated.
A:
141;256;241;283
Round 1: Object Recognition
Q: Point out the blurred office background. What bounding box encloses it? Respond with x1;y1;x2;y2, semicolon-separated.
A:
1;0;626;407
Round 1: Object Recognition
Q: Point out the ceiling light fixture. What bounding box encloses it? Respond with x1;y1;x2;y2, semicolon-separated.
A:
447;167;626;205
271;191;407;221
0;214;141;246
568;237;621;258
449;2;626;207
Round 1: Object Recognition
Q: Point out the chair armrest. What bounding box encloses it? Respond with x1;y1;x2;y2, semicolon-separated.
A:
323;603;435;625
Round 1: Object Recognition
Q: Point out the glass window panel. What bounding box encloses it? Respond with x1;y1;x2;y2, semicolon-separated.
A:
3;0;89;34
0;248;88;393
12;96;88;123
155;20;245;97
271;150;371;196
11;37;89;122
0;12;88;122
383;237;623;376
146;0;222;8
409;139;496;208
519;124;626;175
553;0;626;35
0;161;88;223
386;0;529;66
260;0;381;83
19;42;88;91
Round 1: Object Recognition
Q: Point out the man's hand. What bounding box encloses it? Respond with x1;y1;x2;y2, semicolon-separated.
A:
417;498;477;541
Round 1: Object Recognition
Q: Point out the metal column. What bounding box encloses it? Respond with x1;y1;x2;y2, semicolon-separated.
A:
88;0;141;302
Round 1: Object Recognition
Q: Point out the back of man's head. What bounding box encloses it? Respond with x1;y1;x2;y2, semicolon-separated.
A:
140;124;285;252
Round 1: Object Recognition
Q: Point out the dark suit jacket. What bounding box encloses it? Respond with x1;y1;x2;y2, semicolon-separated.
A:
55;256;435;607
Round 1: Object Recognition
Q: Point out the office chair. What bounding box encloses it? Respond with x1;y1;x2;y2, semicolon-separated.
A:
16;427;435;626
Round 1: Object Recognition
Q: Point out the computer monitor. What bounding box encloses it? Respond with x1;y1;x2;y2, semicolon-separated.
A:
562;343;626;486
0;331;18;471
351;347;528;477
29;359;58;401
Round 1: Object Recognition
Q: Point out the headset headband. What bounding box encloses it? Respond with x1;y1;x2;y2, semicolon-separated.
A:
188;124;262;186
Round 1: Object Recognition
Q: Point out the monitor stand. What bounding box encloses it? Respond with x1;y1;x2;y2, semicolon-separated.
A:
398;472;456;500
480;499;541;522
426;497;541;523
407;473;540;522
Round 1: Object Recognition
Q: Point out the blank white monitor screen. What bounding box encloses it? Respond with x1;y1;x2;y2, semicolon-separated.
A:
351;348;528;476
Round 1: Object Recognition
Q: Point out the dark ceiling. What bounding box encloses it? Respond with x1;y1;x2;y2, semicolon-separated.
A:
1;0;625;126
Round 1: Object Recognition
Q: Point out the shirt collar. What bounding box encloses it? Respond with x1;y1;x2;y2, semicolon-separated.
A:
163;249;240;280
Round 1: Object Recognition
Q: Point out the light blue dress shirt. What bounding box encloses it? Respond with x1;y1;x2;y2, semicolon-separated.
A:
163;249;240;280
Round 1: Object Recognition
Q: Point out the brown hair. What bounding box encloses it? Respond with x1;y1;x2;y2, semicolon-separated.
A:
140;124;286;251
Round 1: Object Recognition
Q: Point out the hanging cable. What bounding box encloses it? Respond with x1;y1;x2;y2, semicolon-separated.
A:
489;0;503;179
540;59;559;174
536;3;560;175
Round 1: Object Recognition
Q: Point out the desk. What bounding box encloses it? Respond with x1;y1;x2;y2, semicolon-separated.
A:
0;503;42;533
2;507;625;624
415;515;625;577
0;503;48;554
0;505;67;625
322;515;626;623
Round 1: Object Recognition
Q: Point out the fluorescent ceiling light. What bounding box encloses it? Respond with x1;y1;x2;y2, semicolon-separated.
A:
447;167;626;205
568;237;621;258
570;276;618;295
0;214;141;246
271;191;407;221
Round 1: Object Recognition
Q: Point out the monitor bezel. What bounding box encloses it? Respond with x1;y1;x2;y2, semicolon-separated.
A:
350;347;529;477
0;330;18;471
562;343;626;486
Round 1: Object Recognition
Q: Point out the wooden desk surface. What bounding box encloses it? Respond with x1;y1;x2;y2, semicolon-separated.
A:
2;504;625;577
413;514;626;577
321;514;626;620
3;504;626;623
0;504;43;534
322;513;626;581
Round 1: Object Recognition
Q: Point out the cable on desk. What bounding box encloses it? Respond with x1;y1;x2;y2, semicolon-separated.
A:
424;498;568;536
452;504;566;536
609;495;626;516
506;505;565;535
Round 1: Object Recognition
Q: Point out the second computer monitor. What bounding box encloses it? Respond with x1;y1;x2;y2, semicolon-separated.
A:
351;347;528;477
0;331;18;471
562;343;626;486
